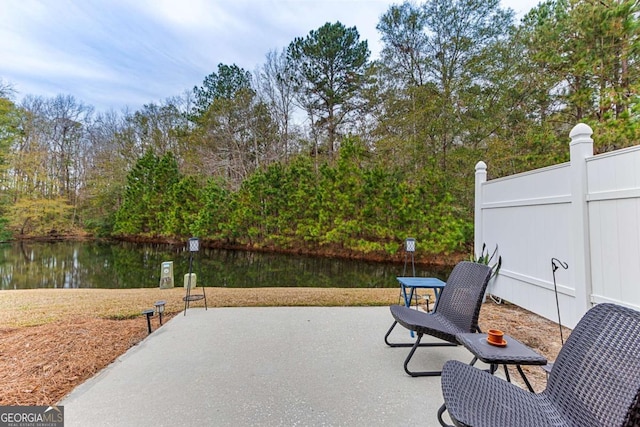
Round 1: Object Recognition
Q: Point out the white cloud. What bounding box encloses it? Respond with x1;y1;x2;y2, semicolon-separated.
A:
141;0;231;31
0;0;540;112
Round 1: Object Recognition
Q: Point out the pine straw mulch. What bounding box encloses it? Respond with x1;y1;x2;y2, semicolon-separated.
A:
0;288;566;405
0;316;161;406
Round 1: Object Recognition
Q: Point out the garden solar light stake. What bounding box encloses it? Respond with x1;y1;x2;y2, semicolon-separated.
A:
551;258;569;345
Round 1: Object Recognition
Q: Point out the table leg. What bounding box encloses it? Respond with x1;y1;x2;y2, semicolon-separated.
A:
433;288;442;309
487;364;535;393
404;285;416;337
502;365;511;383
408;288;417;307
516;365;535;392
401;284;411;307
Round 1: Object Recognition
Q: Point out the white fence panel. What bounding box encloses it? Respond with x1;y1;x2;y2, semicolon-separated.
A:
476;124;640;328
478;165;578;326
482;164;571;204
586;147;640;310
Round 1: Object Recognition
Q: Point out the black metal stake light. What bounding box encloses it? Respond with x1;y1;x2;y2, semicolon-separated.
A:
142;309;154;334
183;237;202;315
403;238;416;277
154;300;166;325
400;238;422;307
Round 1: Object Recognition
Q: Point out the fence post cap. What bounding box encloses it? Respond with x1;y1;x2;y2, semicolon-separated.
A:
475;161;487;171
569;123;593;140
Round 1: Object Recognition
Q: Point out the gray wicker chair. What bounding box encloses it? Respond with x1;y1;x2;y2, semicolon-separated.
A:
384;261;492;377
440;303;640;427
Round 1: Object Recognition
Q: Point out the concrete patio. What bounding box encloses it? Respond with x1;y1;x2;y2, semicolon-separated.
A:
60;307;488;426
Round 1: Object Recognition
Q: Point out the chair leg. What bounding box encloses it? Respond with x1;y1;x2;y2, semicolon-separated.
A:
384;320;458;355
385;321;419;347
384;321;405;347
385;321;458;376
437;403;455;427
385;321;429;347
403;333;456;377
385;321;456;349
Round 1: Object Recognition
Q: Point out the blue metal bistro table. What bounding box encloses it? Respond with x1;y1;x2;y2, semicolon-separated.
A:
396;277;446;337
397;276;446;310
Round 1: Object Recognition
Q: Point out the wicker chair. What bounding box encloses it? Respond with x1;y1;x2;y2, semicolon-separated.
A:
440;303;640;427
384;261;492;377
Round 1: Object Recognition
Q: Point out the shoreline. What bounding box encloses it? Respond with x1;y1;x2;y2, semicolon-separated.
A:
8;235;468;268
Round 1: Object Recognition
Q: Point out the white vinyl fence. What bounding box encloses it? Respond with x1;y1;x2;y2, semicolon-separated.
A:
475;123;640;328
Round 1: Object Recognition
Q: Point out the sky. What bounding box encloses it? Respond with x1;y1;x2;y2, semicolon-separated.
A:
0;0;541;113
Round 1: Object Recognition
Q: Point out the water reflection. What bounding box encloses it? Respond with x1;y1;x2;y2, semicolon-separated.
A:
0;241;451;290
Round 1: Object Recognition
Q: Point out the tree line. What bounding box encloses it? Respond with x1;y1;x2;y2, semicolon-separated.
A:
0;0;638;259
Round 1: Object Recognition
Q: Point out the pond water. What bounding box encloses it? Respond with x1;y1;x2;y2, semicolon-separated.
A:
0;241;451;290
